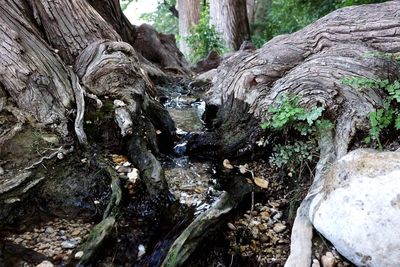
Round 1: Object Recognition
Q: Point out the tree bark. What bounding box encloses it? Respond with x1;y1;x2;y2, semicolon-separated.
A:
192;1;400;159
246;0;256;26
0;0;176;218
210;0;250;51
178;0;201;57
187;1;400;266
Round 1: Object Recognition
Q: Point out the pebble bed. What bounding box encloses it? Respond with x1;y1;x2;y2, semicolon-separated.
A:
226;199;290;266
4;218;93;264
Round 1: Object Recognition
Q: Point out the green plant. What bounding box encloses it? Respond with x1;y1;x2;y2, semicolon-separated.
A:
140;0;178;35
342;76;400;147
120;0;135;11
261;94;333;174
185;6;227;62
250;0;385;48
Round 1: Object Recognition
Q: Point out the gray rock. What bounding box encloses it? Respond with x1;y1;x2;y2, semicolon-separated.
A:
61;240;77;249
74;251;84;259
45;227;55;234
273;223;287;233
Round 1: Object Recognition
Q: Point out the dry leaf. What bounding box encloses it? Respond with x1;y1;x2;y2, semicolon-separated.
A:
112;155;128;165
253;177;269;189
223;159;234;169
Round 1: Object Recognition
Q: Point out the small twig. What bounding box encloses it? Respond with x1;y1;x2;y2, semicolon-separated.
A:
228;254;234;267
24;146;74;170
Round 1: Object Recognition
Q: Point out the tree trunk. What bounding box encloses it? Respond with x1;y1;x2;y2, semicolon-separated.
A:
193;1;400;158
210;0;250;51
188;1;400;266
0;0;176;225
246;0;256;26
178;0;201;57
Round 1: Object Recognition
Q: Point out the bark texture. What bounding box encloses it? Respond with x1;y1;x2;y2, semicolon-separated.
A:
0;1;74;126
178;0;201;57
210;0;251;50
196;1;400;158
0;0;176;224
133;24;192;75
193;1;400;266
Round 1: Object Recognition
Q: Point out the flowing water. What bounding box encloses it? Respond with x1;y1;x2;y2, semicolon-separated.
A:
0;84;225;266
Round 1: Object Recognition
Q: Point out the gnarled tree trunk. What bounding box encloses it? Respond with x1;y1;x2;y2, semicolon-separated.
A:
188;1;400;266
0;0;178;239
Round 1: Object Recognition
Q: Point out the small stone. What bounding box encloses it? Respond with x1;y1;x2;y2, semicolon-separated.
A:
156;130;162;135
138;244;146;258
312;259;321;267
57;152;64;160
14;237;23;244
123;161;132;167
227;222;236;231
0;167;4;175
251;227;259;237
36;261;54;267
75;251;84;259
81;158;87;163
273;212;283;220
223;159;234;169
238;164;248;174
116;166;131;173
127;168;139;183
260;211;270;221
321;252;336;267
273;223;287;233
38;243;49;250
71;230;80;236
61;240;76;249
45;227;55;234
94;200;100;205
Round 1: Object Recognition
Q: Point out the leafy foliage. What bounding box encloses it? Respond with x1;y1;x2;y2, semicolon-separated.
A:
251;0;386;48
185;5;227;63
140;0;178;35
120;0;135;11
342;76;400;147
261;94;333;174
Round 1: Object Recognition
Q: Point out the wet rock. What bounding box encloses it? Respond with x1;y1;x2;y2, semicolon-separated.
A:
138;244;146;258
116;166;131;173
127;168;139;183
321;252;336;267
122;161;132;167
273;223;287;233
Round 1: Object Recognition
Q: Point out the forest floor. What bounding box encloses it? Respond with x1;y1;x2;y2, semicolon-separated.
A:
0;79;355;267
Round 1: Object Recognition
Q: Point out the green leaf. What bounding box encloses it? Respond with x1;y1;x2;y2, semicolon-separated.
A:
395;115;400;130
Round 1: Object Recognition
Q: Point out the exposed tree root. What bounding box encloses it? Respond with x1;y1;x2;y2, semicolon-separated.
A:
285;132;336;267
163;192;236;267
75;164;123;266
